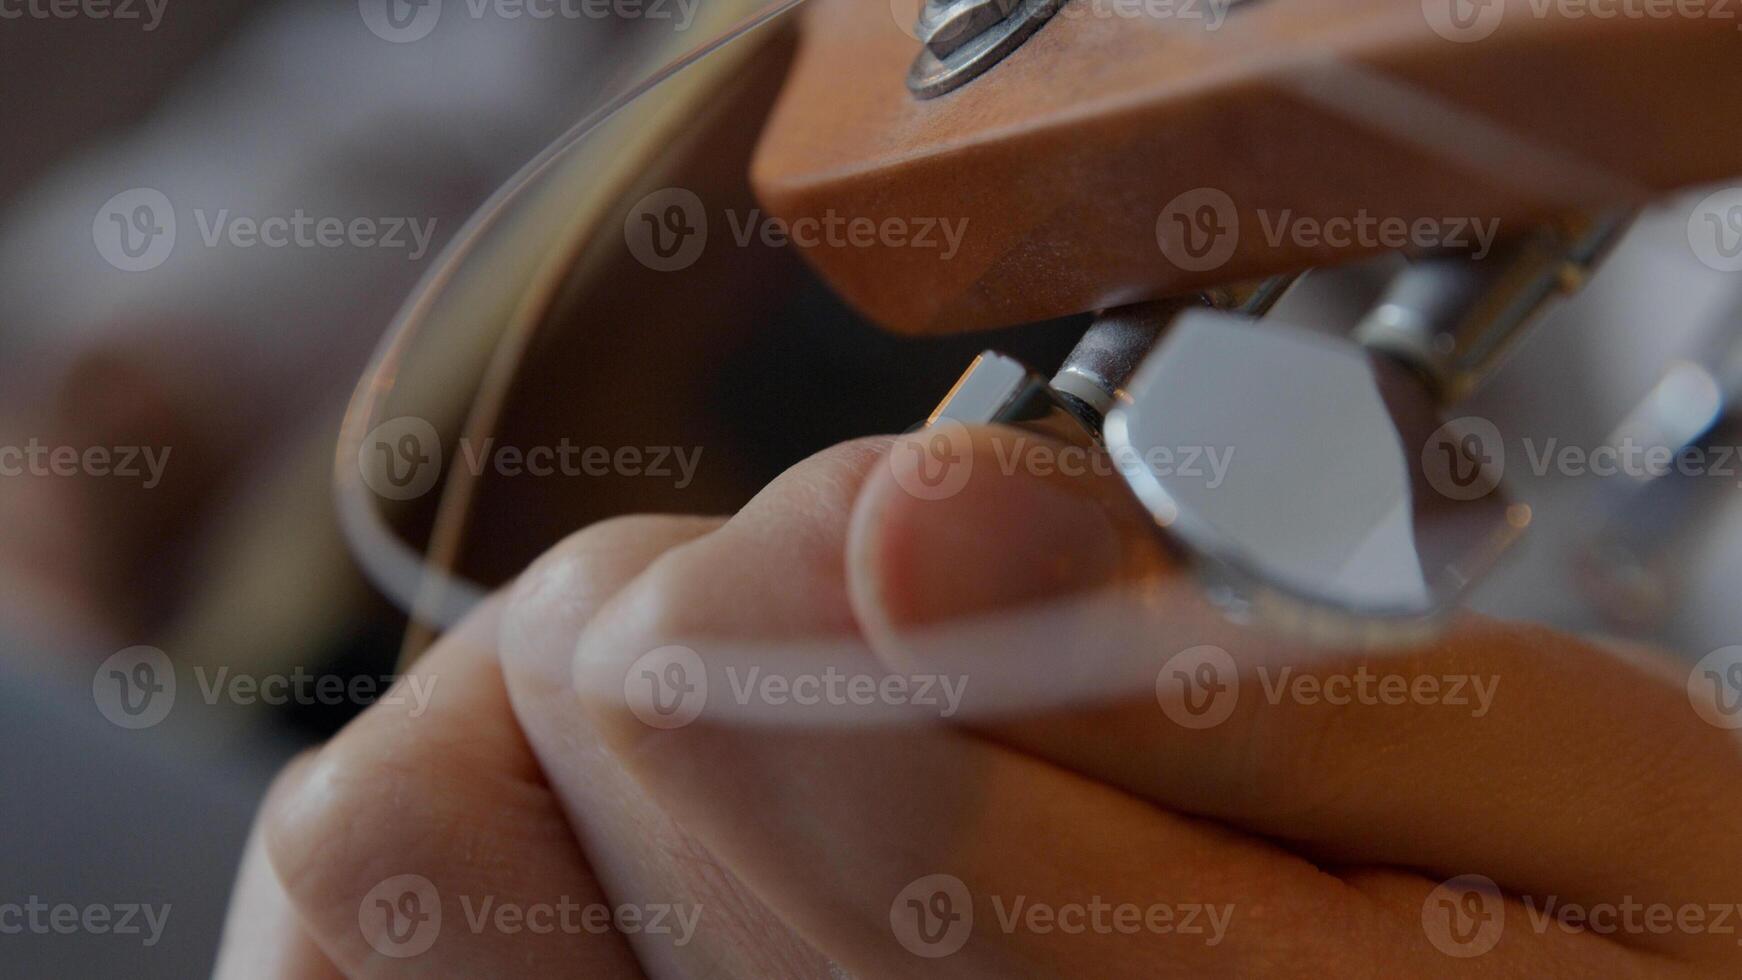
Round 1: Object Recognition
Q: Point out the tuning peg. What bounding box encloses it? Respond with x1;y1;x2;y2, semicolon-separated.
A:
1104;306;1529;646
1574;336;1742;631
921;218;1632;645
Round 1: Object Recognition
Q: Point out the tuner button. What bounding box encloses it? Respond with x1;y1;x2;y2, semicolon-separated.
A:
1105;309;1528;644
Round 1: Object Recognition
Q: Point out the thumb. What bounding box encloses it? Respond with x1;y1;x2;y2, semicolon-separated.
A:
846;423;1241;713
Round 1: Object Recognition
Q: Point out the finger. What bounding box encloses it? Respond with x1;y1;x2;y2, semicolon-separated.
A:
500;513;838;979
261;598;646;979
566;437;1627;977
847;424;1742;960
214;798;345;980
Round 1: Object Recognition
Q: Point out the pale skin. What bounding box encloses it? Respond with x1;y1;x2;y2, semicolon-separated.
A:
216;426;1742;978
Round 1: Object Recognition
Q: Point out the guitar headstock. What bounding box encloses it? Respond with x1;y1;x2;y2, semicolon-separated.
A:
750;0;1742;332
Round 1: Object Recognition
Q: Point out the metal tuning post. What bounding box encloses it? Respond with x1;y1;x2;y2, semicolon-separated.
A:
907;0;1066;100
1574;329;1742;631
1104;216;1632;644
922;217;1633;646
907;0;1265;98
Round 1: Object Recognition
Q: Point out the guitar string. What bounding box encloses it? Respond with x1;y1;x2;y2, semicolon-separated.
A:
335;0;1655;637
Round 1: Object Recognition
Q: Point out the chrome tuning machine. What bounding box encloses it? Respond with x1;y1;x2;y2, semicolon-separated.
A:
925;215;1633;646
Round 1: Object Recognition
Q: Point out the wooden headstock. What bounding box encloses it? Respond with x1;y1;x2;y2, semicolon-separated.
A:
749;0;1742;333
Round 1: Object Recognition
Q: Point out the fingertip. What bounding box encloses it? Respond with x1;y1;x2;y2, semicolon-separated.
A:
848;425;1140;665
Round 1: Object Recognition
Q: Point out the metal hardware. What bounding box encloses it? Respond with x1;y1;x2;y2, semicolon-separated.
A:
1575;332;1742;630
930;283;1284;432
1353;214;1633;400
918;218;1631;645
1049;280;1299;422
908;0;1065;99
908;0;1262;98
1050;299;1205;421
1105;308;1529;647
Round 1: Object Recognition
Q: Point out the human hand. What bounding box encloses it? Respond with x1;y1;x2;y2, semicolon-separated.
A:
221;428;1742;977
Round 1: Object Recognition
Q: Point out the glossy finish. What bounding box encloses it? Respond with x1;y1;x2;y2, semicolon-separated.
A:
1106;309;1529;643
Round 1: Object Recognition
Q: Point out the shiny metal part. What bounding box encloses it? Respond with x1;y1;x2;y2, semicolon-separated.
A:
930;351;1102;446
1051;299;1203;419
916;0;1023;58
1353;214;1633;400
908;0;1064;99
908;0;1261;98
917;215;1641;646
1050;278;1301;420
929;351;1040;424
1105;309;1529;646
1576;335;1742;630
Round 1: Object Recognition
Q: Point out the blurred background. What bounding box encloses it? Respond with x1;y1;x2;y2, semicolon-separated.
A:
2;2;1740;976
0;4;690;975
